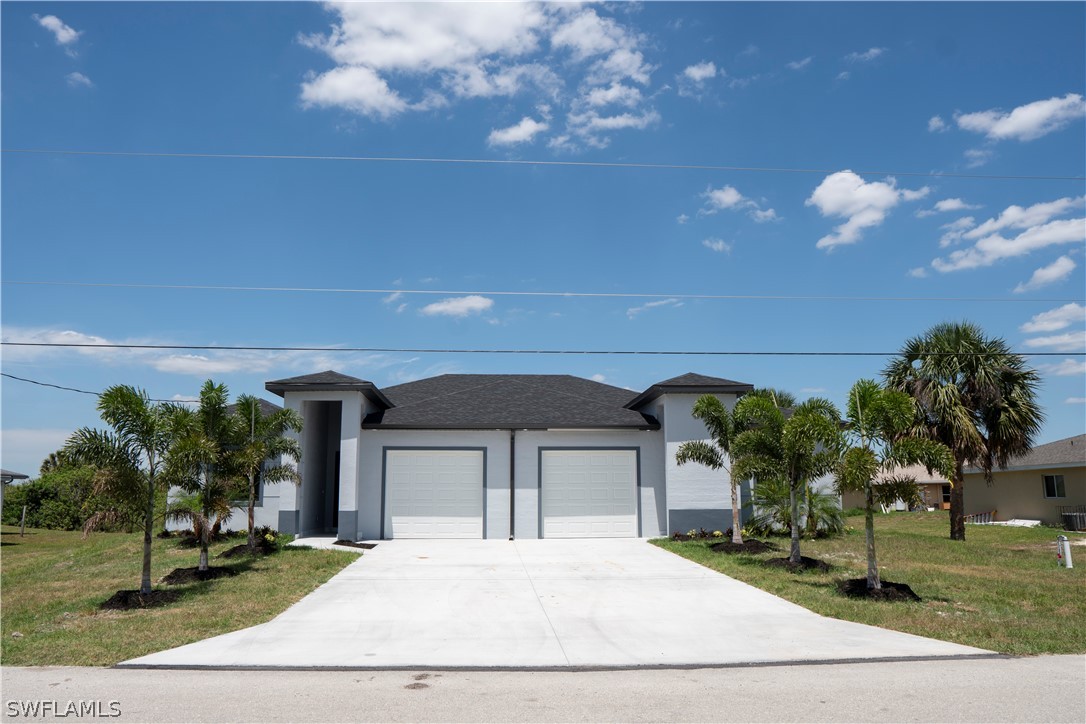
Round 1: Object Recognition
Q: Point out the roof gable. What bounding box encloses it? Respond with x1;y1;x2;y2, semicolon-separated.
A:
624;371;753;410
265;370;392;408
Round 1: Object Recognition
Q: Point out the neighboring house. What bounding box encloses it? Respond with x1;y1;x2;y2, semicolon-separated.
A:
963;434;1085;525
263;370;755;540
840;464;951;512
0;469;30;513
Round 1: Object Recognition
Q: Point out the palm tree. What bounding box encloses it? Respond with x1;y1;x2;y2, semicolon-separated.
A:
64;386;181;596
231;395;302;549
675;395;744;544
835;379;954;589
731;395;843;564
884;322;1043;541
40;450;71;476
165;380;241;571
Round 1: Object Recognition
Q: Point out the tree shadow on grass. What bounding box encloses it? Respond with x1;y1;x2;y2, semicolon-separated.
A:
99;558;259;612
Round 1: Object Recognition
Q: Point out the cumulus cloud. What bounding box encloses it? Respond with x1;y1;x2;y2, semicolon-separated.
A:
1066;397;1086;404
1040;359;1086;377
1014;256;1077;293
916;198;981;218
683;60;717;82
786;57;813;71
488;116;549;146
955;93;1086;142
419;295;494;317
676;213;689;225
65;72;93;88
33;14;81;48
702;238;732;253
626;298;682;319
908;267;928;278
699;184;778;223
1019;303;1086;333
836;71;851;82
928;115;948;133
584;82;642;108
590;373;607;383
1022;330;1086;353
931;196;1085;272
845;47;886;62
938;216;977;248
300;65;407;119
963;148;994;168
805;171;929;250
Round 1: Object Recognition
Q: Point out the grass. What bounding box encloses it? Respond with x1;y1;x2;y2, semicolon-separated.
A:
653;512;1086;656
0;525;357;666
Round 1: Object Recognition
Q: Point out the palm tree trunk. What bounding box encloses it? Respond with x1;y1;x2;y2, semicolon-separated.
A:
865;479;881;589
199;533;209;571
141;475;154;596
805;481;817;537
949;459;966;541
730;479;743;544
247;473;256;549
789;479;801;564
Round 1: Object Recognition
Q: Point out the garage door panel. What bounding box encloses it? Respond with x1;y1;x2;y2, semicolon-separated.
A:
542;449;638;539
386;450;484;539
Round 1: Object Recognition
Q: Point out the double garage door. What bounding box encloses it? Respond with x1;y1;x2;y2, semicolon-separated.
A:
384;448;638;539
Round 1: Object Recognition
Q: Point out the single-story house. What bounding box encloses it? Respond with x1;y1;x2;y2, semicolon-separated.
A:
840;464;951;512
963;434;1085;526
256;370;755;541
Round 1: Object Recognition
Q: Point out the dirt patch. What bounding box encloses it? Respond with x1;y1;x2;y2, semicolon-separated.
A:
161;566;238;585
218;544;270;559
837;578;922;602
334;540;377;550
99;589;182;611
710;539;779;555
404;683;429;690
763;556;831;573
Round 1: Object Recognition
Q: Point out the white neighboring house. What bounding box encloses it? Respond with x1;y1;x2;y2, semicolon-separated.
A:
258;370;757;541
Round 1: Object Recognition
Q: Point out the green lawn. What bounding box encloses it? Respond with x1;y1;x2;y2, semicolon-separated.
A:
0;526;357;666
654;512;1086;656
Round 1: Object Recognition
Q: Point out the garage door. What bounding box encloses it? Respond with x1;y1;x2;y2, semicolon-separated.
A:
385;450;484;539
541;449;638;538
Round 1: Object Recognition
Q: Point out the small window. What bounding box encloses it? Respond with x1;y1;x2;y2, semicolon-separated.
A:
941;484;951;503
1043;474;1065;499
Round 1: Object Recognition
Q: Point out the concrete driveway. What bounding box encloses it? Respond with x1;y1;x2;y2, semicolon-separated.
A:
122;539;988;668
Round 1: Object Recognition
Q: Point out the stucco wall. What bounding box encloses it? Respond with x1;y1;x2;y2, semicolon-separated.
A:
963;466;1085;524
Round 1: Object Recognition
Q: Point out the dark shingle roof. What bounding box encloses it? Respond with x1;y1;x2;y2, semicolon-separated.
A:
1;469;30;483
966;434;1086;472
624;371;753;410
226;399;282;417
363;374;657;430
266;370;391;408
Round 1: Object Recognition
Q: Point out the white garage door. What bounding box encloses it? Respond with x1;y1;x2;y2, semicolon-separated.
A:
541;449;638;538
385;450;484;539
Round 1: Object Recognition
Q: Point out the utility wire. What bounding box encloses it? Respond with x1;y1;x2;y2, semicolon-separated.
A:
2;342;1080;357
3;281;1082;304
0;372;176;403
2;148;1083;181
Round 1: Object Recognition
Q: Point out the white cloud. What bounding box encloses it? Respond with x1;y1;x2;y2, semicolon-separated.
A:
800;387;827;394
584;82;642;108
702;238;732;253
938;216;976;247
65;72;93;88
908;267;928;278
916;198;982;217
931;197;1086;272
805;171;930;250
1020;303;1086;333
845;47;886;62
300;65;407;119
683;61;717;82
1040;359;1086;377
33;14;80;47
955;93;1086;142
382;291;403;304
928;115;947;133
963;148;994;168
590;373;607;383
419;295;494;318
786;57;812;71
699;184;777;223
1066;397;1086;404
1014;256;1077;293
835;71;851;82
488;116;549;146
626;298;682;319
676;213;689;225
1022;330;1086;353
0;429;76;478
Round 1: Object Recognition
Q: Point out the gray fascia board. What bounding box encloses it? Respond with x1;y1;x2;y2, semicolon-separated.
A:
265;382;393;409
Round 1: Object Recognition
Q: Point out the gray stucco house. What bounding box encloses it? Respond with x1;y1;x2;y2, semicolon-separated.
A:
261;370;754;541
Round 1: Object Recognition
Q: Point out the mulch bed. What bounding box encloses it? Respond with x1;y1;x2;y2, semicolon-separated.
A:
161;566;239;585
710;539;779;555
334;540;377;550
218;543;271;559
99;589;182;611
763;556;832;573
837;578;922;602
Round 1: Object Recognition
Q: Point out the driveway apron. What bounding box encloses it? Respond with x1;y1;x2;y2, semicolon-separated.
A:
121;539;988;668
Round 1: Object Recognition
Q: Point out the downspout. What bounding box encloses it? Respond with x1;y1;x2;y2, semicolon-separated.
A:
509;429;516;540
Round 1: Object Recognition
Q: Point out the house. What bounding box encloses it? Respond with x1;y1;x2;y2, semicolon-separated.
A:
260;370;754;540
840;464;951;512
963;434;1085;526
0;469;30;513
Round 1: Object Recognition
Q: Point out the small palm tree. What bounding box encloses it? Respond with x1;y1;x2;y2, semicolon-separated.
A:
675;395;744;544
835;379;954;590
732;395;843;564
231;395;302;549
884;322;1043;541
64;386;181;596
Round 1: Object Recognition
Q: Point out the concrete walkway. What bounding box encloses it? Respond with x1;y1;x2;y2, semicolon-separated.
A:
121;539;988;668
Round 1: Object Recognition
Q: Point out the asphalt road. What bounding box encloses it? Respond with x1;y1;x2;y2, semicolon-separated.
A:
3;656;1084;723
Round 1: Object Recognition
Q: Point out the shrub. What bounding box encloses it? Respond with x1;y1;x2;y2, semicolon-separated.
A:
746;476;845;538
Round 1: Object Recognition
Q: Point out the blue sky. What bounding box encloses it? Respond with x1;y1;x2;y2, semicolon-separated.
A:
2;2;1084;476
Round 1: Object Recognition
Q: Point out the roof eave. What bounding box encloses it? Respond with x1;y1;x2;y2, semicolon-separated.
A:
624;383;754;410
265;382;393;409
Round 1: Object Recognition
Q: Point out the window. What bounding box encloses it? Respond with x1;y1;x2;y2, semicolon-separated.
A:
941;485;951;503
1043;474;1065;499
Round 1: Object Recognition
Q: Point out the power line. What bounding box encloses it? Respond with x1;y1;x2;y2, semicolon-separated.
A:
3;281;1082;304
2;342;1080;357
2;148;1083;181
0;372;177;403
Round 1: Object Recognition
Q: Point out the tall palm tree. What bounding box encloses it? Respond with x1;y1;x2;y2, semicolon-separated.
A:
165;380;241;571
731;395;843;564
884;322;1043;541
231;395;302;549
675;395;744;544
835;379;954;589
64;386;182;596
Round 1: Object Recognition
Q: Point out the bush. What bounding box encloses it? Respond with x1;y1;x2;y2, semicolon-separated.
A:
746;477;845;538
1;466;144;532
